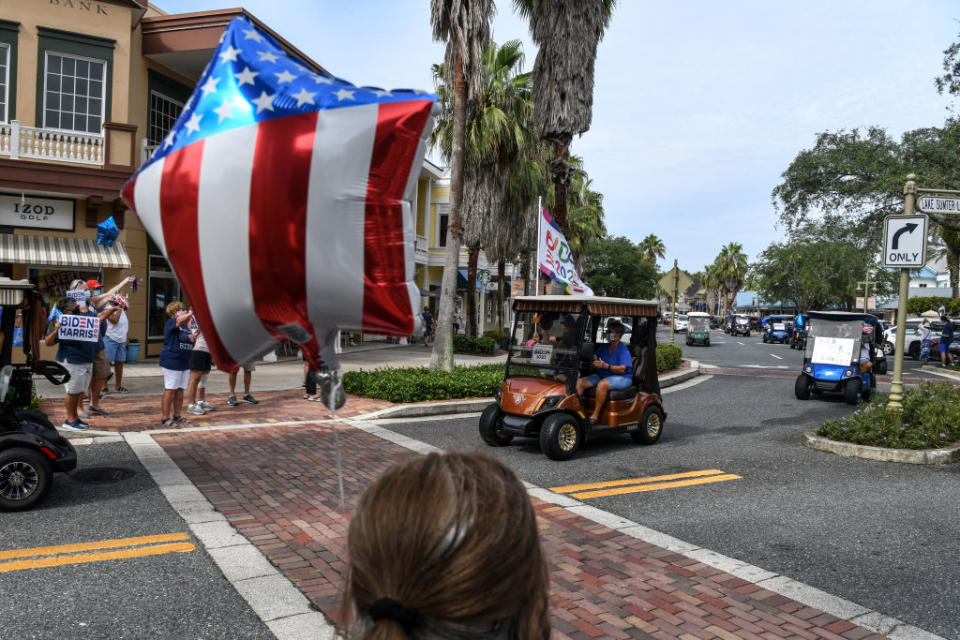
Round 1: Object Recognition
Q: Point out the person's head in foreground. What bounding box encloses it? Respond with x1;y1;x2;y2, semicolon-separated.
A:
340;452;550;640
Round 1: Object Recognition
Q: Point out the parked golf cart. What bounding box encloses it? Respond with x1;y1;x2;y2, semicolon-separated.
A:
762;314;793;344
685;311;711;346
479;296;665;461
794;311;887;405
0;278;77;511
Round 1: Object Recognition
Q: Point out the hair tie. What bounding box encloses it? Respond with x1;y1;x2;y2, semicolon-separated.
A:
368;598;421;631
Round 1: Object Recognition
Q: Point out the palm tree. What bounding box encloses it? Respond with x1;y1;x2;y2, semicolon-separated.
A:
512;0;617;237
429;0;495;371
639;234;666;265
714;242;749;316
432;39;533;335
543;155;606;273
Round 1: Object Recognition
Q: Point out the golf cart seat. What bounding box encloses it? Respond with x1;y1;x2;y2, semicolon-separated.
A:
581;353;645;401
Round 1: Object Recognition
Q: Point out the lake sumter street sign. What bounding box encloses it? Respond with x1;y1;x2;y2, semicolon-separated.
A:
918;196;960;214
882;214;927;268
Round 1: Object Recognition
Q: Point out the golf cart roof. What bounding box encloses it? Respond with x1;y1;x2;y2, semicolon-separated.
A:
687;311;710;317
765;314;793;320
808;310;882;326
513;295;659;317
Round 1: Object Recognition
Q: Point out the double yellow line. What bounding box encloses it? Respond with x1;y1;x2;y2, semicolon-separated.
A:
0;533;195;574
551;469;741;500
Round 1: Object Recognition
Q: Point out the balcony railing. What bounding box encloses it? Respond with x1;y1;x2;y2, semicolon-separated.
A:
142;139;158;165
0;120;104;165
415;234;428;256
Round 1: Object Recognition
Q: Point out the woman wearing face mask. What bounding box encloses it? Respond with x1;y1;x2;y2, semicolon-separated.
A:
44;296;115;431
159;301;194;426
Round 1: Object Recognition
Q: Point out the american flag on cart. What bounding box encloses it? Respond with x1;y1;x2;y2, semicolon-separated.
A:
121;16;436;370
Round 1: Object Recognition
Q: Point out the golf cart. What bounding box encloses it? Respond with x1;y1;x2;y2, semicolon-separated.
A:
479;296;665;461
762;314;793;344
685;311;711;346
794;311;887;405
731;314;751;337
0;278;77;511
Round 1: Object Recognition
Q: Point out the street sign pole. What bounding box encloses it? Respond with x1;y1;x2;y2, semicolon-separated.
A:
889;175;916;410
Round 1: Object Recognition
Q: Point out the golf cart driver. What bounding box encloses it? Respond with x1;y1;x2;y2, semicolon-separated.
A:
860;326;875;373
576;320;631;425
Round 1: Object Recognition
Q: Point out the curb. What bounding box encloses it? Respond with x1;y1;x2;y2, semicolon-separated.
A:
357;360;703;421
804;431;960;465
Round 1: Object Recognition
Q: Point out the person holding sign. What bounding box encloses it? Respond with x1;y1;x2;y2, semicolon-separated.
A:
43;297;115;431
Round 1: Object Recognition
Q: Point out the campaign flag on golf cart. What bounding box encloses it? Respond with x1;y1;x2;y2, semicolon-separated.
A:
538;209;594;296
121;16;437;370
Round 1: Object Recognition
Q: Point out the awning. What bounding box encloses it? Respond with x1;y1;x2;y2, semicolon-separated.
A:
0;235;131;269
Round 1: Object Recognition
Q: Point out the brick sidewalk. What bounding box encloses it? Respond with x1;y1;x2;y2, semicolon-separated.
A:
39;390;392;432
154;423;885;640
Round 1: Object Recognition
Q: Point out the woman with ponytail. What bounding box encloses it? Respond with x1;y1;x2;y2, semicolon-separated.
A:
340;452;550;640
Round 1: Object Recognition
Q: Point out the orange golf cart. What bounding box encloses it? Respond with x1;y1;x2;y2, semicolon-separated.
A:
479;296;666;460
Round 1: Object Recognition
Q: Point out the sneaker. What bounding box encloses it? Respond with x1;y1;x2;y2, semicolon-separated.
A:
175;416;189;424
116;386;130;394
242;394;259;405
226;395;239;407
186;403;206;415
78;411;90;419
87;405;109;416
61;420;87;432
77;419;90;428
199;400;215;412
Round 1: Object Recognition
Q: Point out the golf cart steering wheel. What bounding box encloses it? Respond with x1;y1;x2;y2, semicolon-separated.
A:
30;360;71;386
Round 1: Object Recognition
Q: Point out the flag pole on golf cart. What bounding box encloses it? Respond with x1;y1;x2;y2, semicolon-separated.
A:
535;195;542;296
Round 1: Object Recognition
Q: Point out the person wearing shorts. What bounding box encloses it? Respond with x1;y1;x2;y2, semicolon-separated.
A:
940;315;955;367
159;302;194;426
186;319;215;415
44;297;98;431
576;320;633;425
227;363;257;406
104;294;130;393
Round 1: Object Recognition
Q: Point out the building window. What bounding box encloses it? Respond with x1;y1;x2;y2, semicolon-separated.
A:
439;212;449;247
148;255;182;339
0;44;9;123
43;51;106;134
148;90;183;146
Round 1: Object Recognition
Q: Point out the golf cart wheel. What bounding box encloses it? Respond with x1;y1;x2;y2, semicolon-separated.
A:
877;359;888;375
705;338;710;347
0;447;53;511
478;403;513;446
686;337;693;346
631;405;664;445
762;335;767;343
844;378;862;405
794;375;811;400
746;331;750;337
540;413;581;461
909;342;921;361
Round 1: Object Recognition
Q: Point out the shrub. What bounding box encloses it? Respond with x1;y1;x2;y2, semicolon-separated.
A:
453;334;497;355
906;296;960;315
482;330;511;347
656;343;683;373
343;364;504;402
817;381;960;449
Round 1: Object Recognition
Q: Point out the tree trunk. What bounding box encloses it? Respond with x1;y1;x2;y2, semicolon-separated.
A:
950;250;959;298
549;141;571;236
466;247;479;337
521;250;531;296
430;57;467;372
496;259;506;331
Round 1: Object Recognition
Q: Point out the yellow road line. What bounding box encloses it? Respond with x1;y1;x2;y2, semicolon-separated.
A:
550;469;727;493
570;474;742;499
0;542;196;573
0;533;190;561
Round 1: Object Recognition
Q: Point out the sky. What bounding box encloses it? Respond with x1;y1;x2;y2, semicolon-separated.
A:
157;0;958;273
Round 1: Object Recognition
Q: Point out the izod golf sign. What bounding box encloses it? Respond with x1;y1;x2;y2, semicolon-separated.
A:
0;195;75;231
882;215;927;268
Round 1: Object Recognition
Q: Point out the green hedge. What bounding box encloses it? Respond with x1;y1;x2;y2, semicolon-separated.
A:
817;381;960;449
453;334;496;355
482;330;511;347
906;296;959;315
343;364;504;403
656;343;683;373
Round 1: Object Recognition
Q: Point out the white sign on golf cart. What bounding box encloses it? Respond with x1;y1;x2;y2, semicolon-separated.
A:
882;215;927;268
811;337;855;366
918;196;960;214
531;344;553;364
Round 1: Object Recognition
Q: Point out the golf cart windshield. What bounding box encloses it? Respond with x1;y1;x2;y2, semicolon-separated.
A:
688;317;709;332
507;311;582;382
768;316;789;331
805;319;862;365
735;316;749;326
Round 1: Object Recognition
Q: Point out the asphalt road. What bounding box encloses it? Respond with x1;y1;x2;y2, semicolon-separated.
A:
0;441;272;640
381;352;960;638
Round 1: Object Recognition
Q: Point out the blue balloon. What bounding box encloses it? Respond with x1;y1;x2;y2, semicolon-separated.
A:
97;216;119;247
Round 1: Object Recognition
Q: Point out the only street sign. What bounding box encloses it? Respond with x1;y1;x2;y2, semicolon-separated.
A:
918;196;960;214
882;215;927;268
